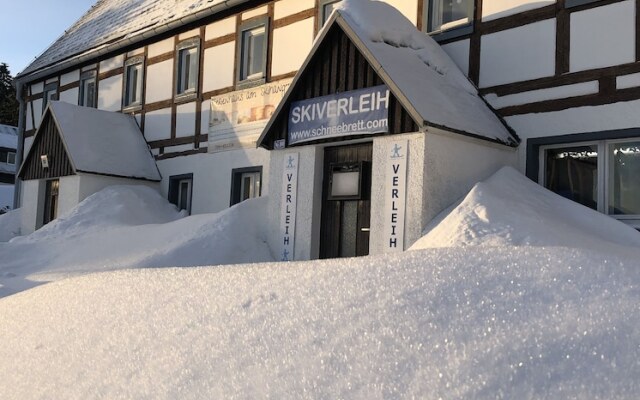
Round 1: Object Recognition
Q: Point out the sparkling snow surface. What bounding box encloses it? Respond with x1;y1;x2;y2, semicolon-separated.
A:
1;170;639;398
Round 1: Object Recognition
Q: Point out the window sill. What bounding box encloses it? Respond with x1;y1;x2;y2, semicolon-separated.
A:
122;104;142;113
236;77;266;90
428;24;474;43
175;91;198;103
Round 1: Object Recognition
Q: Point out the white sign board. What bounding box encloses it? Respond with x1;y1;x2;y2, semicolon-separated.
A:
208;79;292;153
383;140;408;251
280;153;299;261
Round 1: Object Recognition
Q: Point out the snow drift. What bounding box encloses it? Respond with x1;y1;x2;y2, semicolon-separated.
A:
410;166;640;250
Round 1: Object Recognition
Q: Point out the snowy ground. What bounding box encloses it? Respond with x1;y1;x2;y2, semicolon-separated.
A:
0;167;639;399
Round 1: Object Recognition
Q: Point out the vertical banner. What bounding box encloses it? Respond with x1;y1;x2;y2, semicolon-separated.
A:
280;153;299;261
384;140;408;252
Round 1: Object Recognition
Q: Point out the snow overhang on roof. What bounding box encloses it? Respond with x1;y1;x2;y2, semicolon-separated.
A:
16;0;251;84
258;0;519;148
18;101;161;182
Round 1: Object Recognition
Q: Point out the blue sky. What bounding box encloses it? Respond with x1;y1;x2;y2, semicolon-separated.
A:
0;0;95;75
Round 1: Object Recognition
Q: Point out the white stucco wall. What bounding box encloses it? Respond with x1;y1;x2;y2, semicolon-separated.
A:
274;0;314;19
205;16;236;40
60;70;80;86
482;0;555;21
383;0;418;25
480;19;556;88
271;18;315;77
99;55;124;73
370;133;425;255
422;129;518;235
76;173;159;202
145;108;172;141
266;146;323;261
146;60;174;104
176;102;197;138
148;38;174;58
98;74;123;112
157;148;271;215
59;87;80;105
441;39;470;76
570;0;636;72
20;179;44;234
202;42;235;93
57;175;82;219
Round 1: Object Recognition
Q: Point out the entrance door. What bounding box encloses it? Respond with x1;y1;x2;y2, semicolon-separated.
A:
43;179;59;225
320;143;372;259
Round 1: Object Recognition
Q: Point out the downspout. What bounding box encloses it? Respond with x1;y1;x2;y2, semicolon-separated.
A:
13;80;25;210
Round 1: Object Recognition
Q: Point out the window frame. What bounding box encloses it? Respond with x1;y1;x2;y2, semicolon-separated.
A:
78;70;97;108
123;55;145;110
230;166;263;206
42;82;59;112
319;0;342;27
175;38;201;98
423;0;475;41
7;151;15;165
168;173;194;215
532;132;640;228
236;17;270;88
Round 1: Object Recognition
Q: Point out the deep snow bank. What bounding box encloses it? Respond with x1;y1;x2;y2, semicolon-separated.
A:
0;208;21;242
0;246;638;399
410;167;640;250
0;186;273;297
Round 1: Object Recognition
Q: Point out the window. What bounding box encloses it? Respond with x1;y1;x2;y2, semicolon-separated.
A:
168;174;193;214
425;0;474;34
7;152;15;165
176;39;200;96
42;82;58;112
230;167;262;206
123;56;144;108
540;138;640;227
237;18;268;84
320;0;342;26
79;70;97;108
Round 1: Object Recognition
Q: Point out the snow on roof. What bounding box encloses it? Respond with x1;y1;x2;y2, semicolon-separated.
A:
0;124;18;149
18;0;244;79
30;102;161;181
334;0;517;144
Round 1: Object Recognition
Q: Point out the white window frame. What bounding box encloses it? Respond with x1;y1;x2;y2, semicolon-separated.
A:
424;0;474;37
237;17;269;85
42;82;58;112
176;38;200;97
320;0;342;27
123;56;144;109
540;138;640;228
79;70;97;108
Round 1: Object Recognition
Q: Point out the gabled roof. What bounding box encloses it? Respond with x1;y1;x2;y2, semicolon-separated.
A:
17;0;250;82
259;0;518;148
19;102;161;181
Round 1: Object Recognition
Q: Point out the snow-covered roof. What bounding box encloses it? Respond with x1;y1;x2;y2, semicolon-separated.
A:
0;124;18;150
17;0;249;81
260;0;517;147
338;1;516;144
20;102;161;181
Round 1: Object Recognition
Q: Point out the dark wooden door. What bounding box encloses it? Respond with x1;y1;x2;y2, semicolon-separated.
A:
320;143;372;259
43;179;59;226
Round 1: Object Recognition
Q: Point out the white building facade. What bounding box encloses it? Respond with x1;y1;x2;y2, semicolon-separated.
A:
14;0;640;257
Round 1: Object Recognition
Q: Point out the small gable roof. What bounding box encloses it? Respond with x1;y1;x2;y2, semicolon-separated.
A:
259;0;518;148
19;102;161;181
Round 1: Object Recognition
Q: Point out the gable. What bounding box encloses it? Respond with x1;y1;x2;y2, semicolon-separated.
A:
259;23;419;149
19;112;74;181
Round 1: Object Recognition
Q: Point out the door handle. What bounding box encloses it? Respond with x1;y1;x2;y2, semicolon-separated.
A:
360;227;370;232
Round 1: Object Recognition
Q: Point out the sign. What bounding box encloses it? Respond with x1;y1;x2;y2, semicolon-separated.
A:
383;140;408;252
208;79;292;153
280;153;299;261
288;85;389;145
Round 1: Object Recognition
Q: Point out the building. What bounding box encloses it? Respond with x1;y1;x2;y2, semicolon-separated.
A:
13;0;640;258
0;124;18;213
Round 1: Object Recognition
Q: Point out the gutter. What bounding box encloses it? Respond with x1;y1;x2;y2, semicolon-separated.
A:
13;81;25;209
15;0;249;85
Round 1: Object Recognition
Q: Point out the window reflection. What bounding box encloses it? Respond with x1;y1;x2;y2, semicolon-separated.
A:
609;142;640;215
545;145;598;210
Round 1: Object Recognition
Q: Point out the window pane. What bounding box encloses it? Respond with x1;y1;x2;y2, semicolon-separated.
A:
8;152;15;165
429;0;472;32
179;181;190;211
545;145;598;210
125;64;142;106
178;47;198;93
242;26;265;80
82;78;96;108
340;201;358;257
609;142;640;215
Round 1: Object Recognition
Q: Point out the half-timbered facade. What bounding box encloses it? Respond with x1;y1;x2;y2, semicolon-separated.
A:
13;0;640;255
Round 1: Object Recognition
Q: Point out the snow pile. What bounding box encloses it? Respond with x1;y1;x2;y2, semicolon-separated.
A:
0;245;638;399
0;186;273;297
20;185;183;243
0;208;21;242
411;166;640;250
0;184;13;213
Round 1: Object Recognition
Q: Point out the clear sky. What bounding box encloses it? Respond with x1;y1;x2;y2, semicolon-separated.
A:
0;0;96;76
